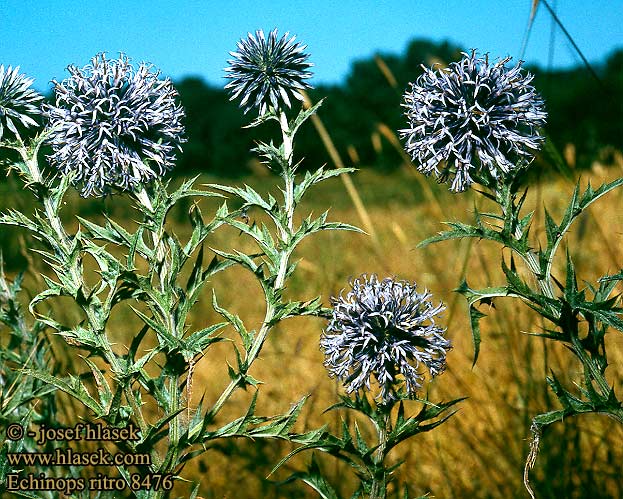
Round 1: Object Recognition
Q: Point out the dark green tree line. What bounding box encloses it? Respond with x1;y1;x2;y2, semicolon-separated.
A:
175;38;622;177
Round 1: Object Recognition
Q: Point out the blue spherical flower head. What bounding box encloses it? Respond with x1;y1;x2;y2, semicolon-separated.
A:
401;51;547;192
46;53;185;197
0;65;42;141
225;29;313;115
321;274;451;404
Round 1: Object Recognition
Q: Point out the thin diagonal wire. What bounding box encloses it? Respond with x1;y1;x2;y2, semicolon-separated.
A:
522;0;604;87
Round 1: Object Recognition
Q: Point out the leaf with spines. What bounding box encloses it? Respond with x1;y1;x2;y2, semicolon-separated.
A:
24;370;104;416
561;253;623;334
82;239;122;293
418;219;508;249
220;217;280;272
210;247;263;276
169;175;224;204
353;422;370;457
293;166;356;204
276;453;340;499
243;107;280;128
210;390;262;438
245;396;309;438
271;423;366;482
184;202;229;256
500;258;559;323
288;99;325;138
455;280;511;364
288;211;363;251
0;209;40;234
206;183;277;213
540;178;623;282
137;407;187;453
82;356;113;412
131;305;178;349
181;323;226;361
385;398;465;453
253;140;289;172
271;296;324;324
212;291;254;350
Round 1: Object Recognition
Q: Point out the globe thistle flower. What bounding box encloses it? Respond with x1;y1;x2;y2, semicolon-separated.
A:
0;65;42;141
321;274;450;404
224;29;313;115
46;53;185;197
401;51;547;192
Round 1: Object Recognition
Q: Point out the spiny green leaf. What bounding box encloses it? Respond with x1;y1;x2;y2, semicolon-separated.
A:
29;282;67;315
77;216;124;245
24;370;104;416
182;323;226;359
418;220;504;248
205;183;275;212
272;297;324;323
139;407;186;450
455;280;511;364
211;390;261;438
385;398;465;453
130;306;177;348
277;453;340;499
210;247;261;274
289;98;325;137
353;422;370;456
222;218;280;271
533;409;567;426
82;356;113;411
0;209;39;232
56;325;104;351
246;396;308;438
326;393;376;420
212;291;253;349
294;165;355;204
253;140;289;172
170;175;223;203
543;178;623;282
243;108;280;128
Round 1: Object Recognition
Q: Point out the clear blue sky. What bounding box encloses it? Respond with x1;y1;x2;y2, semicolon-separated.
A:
2;0;621;92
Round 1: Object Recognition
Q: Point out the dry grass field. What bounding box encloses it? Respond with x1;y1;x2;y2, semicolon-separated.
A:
2;153;623;498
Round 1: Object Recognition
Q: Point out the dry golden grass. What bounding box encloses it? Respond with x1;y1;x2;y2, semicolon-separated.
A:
180;163;623;498
3;159;623;498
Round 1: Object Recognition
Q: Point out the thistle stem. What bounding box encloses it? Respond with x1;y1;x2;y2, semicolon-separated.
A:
17;147;125;369
370;410;391;499
198;244;292;432
280;111;295;232
506;192;618;404
17;147;66;246
15;144;155;474
136;185;183;472
499;189;557;313
502;188;623;428
192;112;297;436
515;226;556;303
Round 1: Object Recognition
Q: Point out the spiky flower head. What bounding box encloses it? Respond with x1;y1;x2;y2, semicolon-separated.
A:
0;65;42;141
321;274;450;404
401;50;547;192
46;53;185;197
224;29;313;115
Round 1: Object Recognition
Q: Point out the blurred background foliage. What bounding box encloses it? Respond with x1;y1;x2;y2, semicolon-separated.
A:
2;38;621;180
170;38;622;177
0;36;622;499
